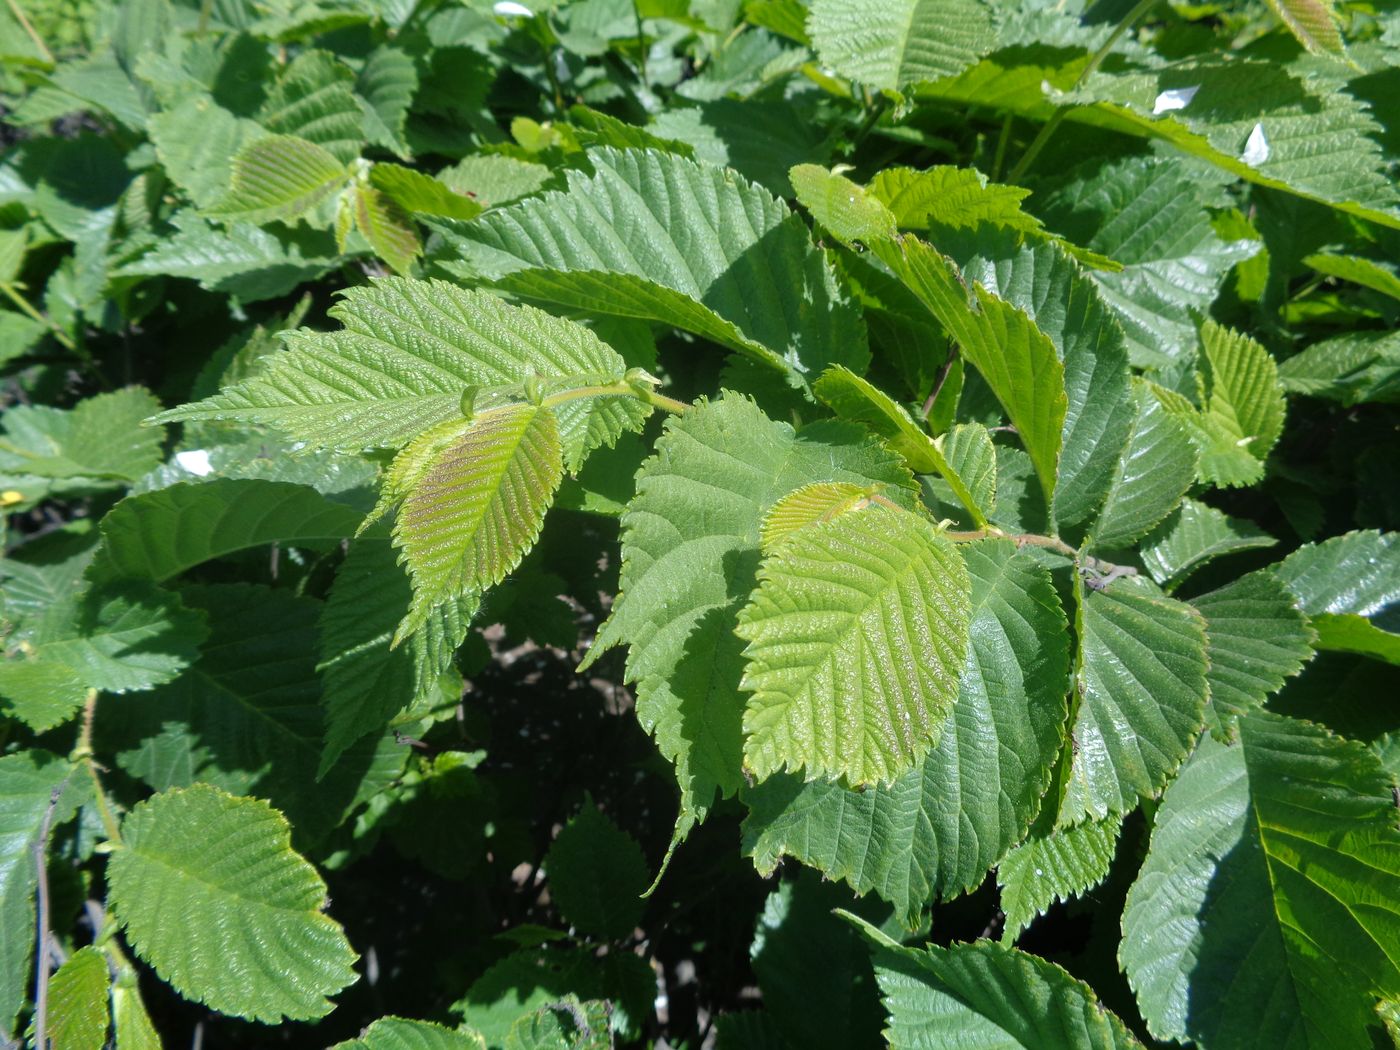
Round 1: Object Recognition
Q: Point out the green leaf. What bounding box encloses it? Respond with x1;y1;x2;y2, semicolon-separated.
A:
356;46;418;158
750;874;885;1050
1278;331;1400;405
116;212;337;302
148;95;266;211
760;482;877;552
1301;251;1400;302
33;580;209;694
219;135;348;225
1061;583;1210;824
1121;711;1400;1048
0;653;90;730
743;540;1070;919
451;148;868;387
812;364;989;527
371;164;483;221
48;945;119;1050
318;534;473;775
869;236;1066;505
1191;570;1315;734
1033;156;1257;367
935;231;1134;533
1140;498;1277;588
258;50;364;166
807;0;995;97
108;784;359;1023
868;166;1118;271
90;480;363;583
0;752;87;1033
544;802;648;940
737;505;970;786
1089;385;1197;551
47;946;110;1050
1265;0;1345;55
111;967;162;1050
392;403;563;644
1276;530;1400;662
151;278;644;463
998;817;1122;943
452;946;653;1046
1076;59;1400;230
1186;322;1287;488
100;584;406;844
868;935;1146;1049
332;1017;487;1050
0;387;165;486
588;395;916;819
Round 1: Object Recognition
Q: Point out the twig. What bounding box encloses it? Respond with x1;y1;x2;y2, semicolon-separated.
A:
921;348;960;421
3;0;52;65
630;0;647;90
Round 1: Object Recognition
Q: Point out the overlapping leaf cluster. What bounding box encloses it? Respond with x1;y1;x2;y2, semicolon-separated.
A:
2;0;1398;1046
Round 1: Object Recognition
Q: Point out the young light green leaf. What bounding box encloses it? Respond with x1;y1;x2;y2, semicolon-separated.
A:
743;540;1069;920
998;817;1122;944
90;480;363;584
1061;584;1210;824
1302;252;1400;301
544;802;648;940
867;934;1146;1049
760;482;876;553
807;0;995;97
333;1017;487;1050
393;403;563;644
47;946;110;1050
108;784;359;1023
1191;570;1315;735
371;163;483;221
737;505;971;787
352;182;420;274
789;163;897;244
1265;0;1345;55
869;236;1066;505
588;395;916;821
450;147;868;387
813;364;989;527
0;752;87;1034
111;968;162;1050
1090;385;1197;551
1140;499;1277;588
219;135;348;225
1122;712;1400;1048
151;279;644;463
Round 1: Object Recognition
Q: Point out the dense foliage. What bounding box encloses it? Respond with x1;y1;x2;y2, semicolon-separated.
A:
2;0;1399;1046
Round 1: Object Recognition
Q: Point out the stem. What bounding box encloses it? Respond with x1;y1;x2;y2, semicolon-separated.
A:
849;93;889;152
630;0;647;90
1008;0;1161;181
73;692;123;846
945;527;1139;579
538;380;688;415
0;281;75;351
4;0;52;65
990;114;1014;183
